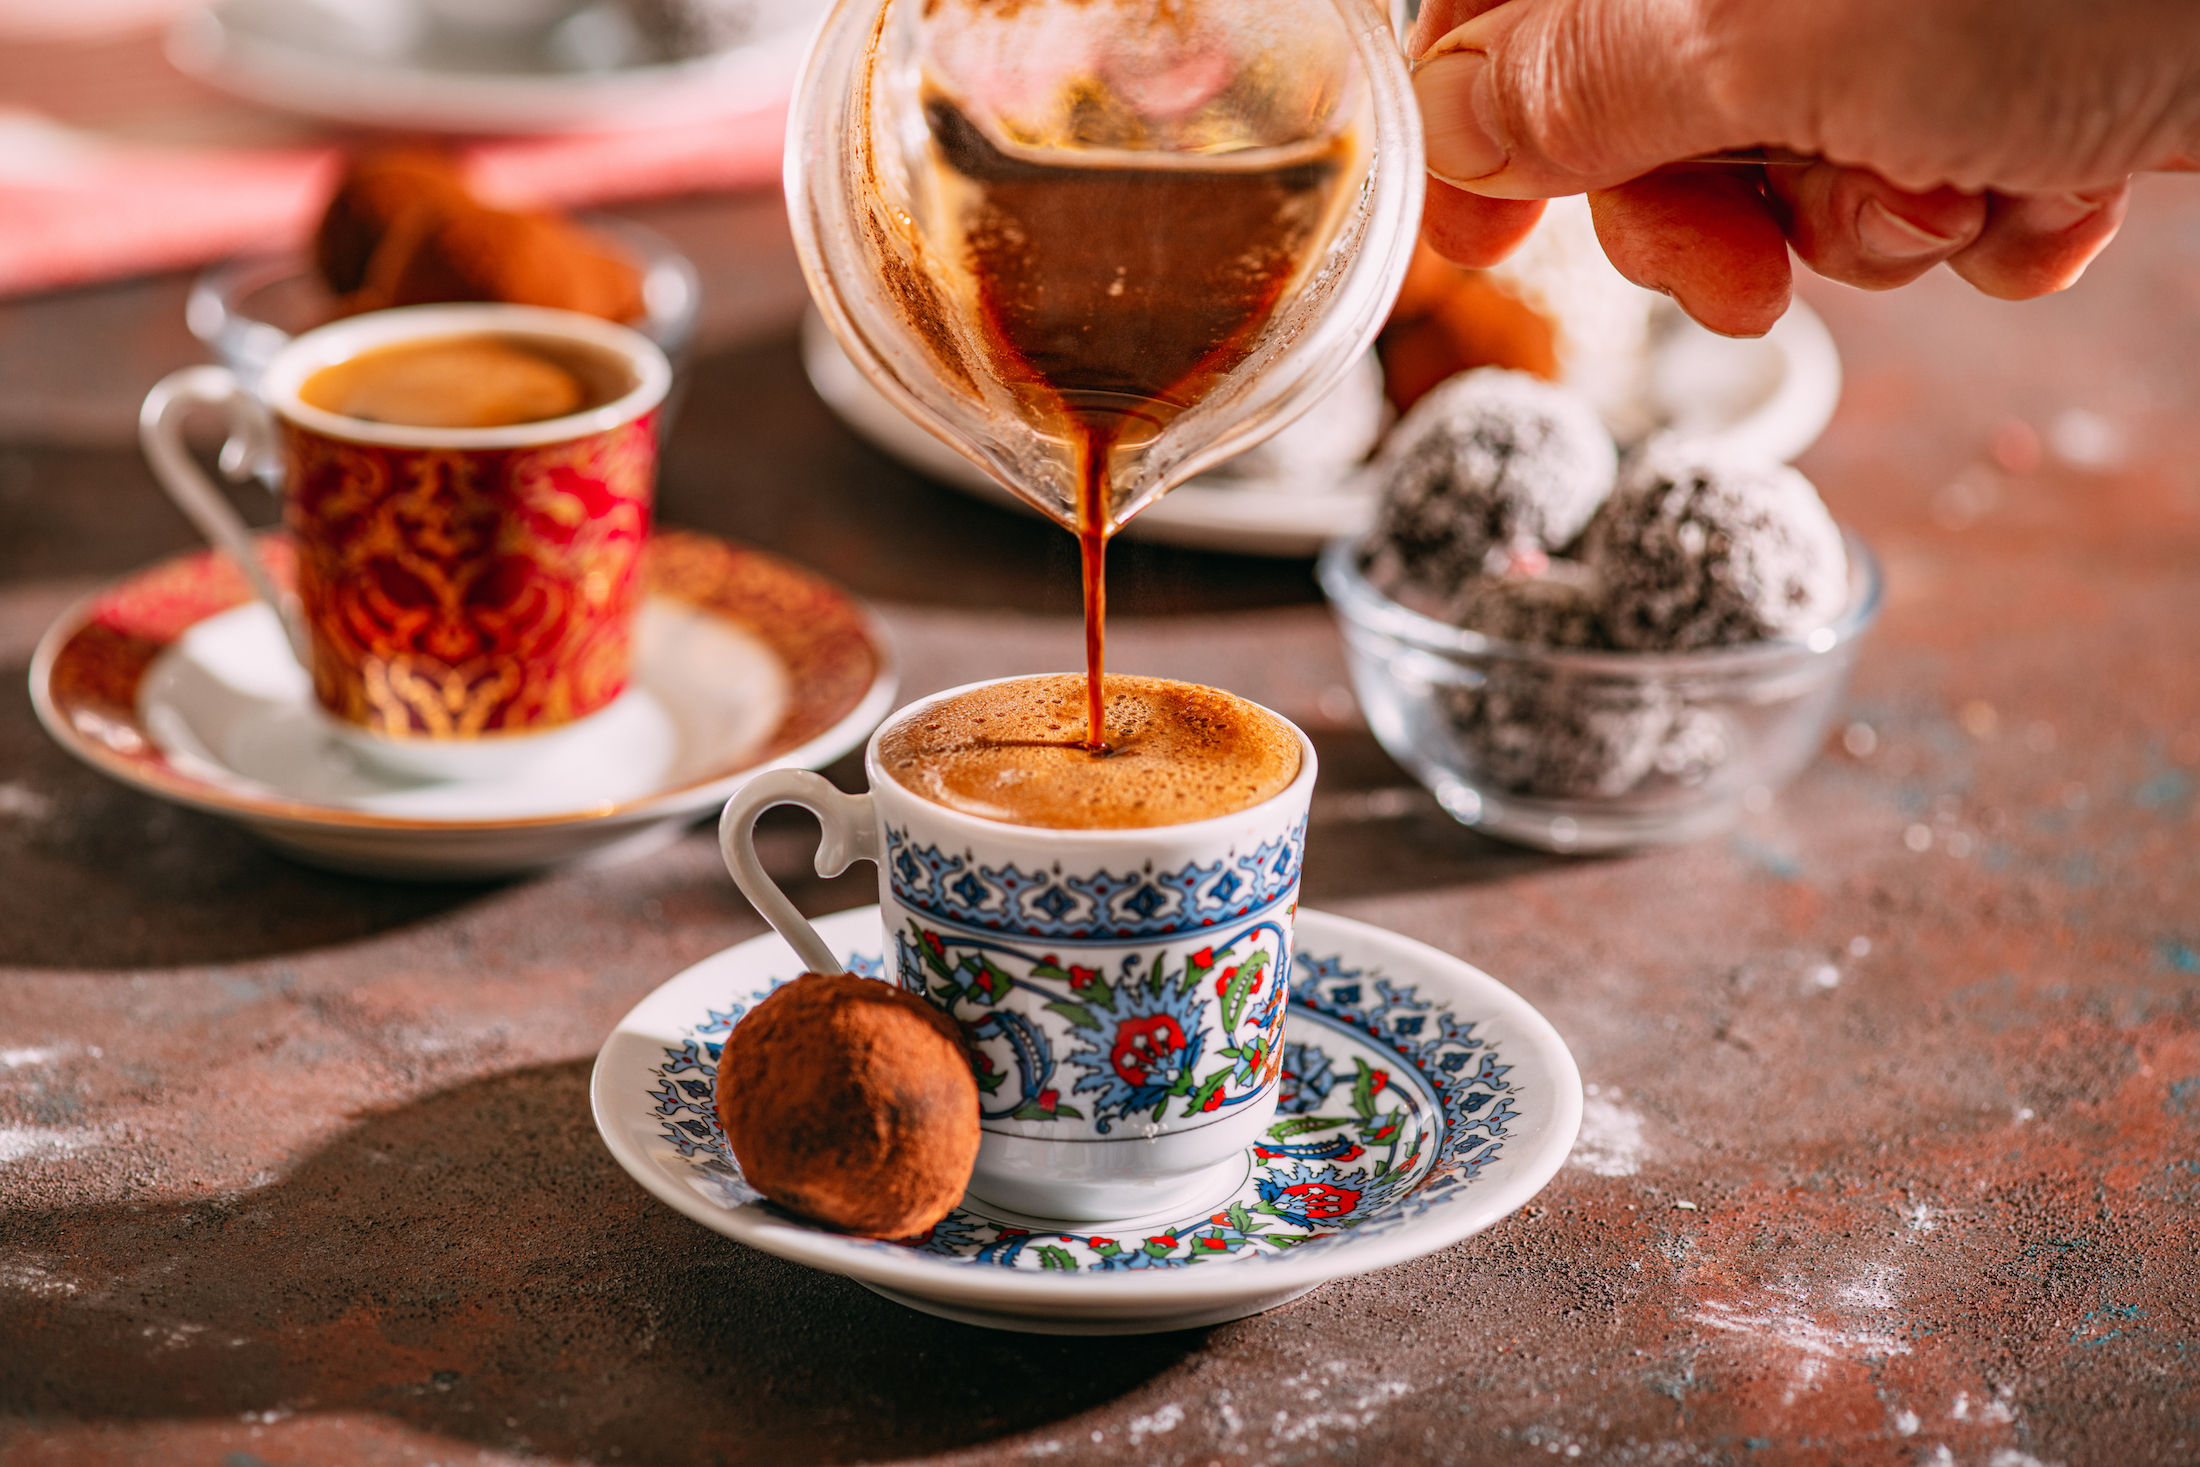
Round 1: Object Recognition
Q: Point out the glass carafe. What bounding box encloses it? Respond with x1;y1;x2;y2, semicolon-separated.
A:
785;0;1424;538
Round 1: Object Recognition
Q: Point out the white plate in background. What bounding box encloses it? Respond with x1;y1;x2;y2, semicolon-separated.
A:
170;0;811;134
802;299;1843;559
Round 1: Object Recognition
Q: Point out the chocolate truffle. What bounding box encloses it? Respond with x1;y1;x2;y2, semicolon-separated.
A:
1585;436;1849;650
1444;560;1607;649
1652;705;1732;786
1480;195;1658;441
364;201;646;323
1377;242;1561;414
313;148;469;296
1442;669;1672;800
715;972;978;1239
1365;368;1618;605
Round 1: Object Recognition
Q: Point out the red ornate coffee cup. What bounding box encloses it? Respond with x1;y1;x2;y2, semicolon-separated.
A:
141;304;671;780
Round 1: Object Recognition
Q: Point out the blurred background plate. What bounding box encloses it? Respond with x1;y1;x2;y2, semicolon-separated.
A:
168;0;813;134
801;299;1842;559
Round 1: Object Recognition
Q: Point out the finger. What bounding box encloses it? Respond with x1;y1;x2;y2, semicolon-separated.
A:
1589;168;1793;338
1420;181;1548;268
1946;185;2132;299
1413;0;1771;198
1765;163;1987;290
1406;0;1502;59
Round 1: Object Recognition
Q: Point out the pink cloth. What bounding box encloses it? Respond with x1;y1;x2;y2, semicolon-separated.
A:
0;106;786;298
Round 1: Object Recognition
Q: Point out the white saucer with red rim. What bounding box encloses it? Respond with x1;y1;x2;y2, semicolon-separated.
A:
30;530;896;880
591;905;1582;1334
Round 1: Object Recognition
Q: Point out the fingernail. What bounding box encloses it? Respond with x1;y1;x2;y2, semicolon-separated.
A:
1412;50;1504;185
2029;190;2114;232
1857;198;1959;259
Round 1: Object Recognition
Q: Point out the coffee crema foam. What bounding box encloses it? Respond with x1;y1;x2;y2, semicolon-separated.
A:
879;675;1301;830
297;333;631;429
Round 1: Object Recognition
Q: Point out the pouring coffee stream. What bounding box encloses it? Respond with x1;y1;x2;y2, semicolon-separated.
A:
785;0;1424;747
932;94;1355;748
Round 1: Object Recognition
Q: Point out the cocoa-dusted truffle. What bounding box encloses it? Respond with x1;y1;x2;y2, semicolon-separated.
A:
1377;242;1560;414
313;149;468;296
312;147;646;324
1585;437;1848;650
363;202;645;323
715;972;978;1239
1365;368;1617;605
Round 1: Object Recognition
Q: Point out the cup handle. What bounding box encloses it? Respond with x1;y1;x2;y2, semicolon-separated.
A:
138;365;313;667
718;769;880;976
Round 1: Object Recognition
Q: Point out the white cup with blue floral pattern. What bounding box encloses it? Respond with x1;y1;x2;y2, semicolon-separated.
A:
719;676;1316;1223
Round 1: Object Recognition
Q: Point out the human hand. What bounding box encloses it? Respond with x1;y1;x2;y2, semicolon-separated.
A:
1408;0;2200;334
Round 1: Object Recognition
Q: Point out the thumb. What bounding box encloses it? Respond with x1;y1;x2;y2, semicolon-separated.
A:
1413;0;1769;197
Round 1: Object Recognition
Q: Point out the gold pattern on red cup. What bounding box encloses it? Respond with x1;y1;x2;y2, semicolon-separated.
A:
281;408;657;739
221;302;677;747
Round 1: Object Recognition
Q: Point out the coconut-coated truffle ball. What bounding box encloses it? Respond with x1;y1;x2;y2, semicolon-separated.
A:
716;972;978;1239
1365;368;1618;603
1652;705;1733;786
1445;561;1607;649
1585;437;1849;650
1441;668;1672;800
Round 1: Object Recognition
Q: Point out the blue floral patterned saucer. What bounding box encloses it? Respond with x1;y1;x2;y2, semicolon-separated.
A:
591;907;1582;1334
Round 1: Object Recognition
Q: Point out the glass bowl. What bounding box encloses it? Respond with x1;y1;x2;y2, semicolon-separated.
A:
186;213;701;398
1318;529;1883;853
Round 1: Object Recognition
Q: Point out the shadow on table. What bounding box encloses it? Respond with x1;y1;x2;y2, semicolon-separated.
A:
0;1060;1202;1464
657;334;1326;617
0;678;493;971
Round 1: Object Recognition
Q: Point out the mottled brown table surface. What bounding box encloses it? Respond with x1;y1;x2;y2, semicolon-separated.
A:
3;181;2197;1467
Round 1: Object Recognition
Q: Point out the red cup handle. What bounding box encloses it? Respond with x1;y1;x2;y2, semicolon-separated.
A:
138;365;314;668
